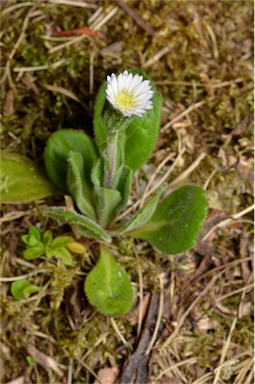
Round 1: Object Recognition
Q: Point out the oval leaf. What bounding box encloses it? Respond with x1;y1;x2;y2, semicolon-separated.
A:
11;280;39;300
84;245;133;316
124;91;162;171
23;244;45;260
44;129;98;190
0;153;55;203
127;185;208;254
51;236;74;247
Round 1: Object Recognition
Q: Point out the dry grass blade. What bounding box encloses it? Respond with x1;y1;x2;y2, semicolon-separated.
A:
152;357;197;383
1;4;37;87
145;274;165;356
143;47;172;68
161;100;210;133
0;269;47;282
168;152;207;188
162;275;218;349
212;318;237;383
89;6;119;31
202;204;255;242
44;84;80;102
110;318;131;349
48;0;97;8
27;344;64;377
1;2;34;15
13;58;69;72
139;151;175;206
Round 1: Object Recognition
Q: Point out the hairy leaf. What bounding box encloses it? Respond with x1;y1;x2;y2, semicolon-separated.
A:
127;185;208;254
67;151;96;219
116;183;167;234
93;187;122;227
109;165;133;222
84;244;133;316
44;129;98;190
44;207;111;243
124;91;162;171
0;153;55;203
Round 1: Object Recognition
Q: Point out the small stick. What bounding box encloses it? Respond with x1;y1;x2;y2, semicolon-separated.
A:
145;274;165;355
115;0;154;35
51;26;101;37
168;152;207;188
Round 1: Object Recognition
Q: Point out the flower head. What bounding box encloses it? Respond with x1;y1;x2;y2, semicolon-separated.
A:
106;70;154;117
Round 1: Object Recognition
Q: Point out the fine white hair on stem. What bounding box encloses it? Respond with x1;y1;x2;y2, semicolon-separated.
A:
106;70;154;117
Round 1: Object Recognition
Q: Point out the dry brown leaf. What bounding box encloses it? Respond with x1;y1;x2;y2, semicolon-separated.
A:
232;116;250;136
27;344;63;377
69;281;83;328
4;89;14;115
236;157;254;194
5;377;24;384
128;292;151;326
94;366;119;384
22;77;40;95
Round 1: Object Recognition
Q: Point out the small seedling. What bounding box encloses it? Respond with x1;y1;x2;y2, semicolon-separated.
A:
22;226;85;267
10;280;40;301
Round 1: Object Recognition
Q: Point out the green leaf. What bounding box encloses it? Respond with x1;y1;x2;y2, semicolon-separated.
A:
26;356;35;365
23;244;45;260
109;165;133;222
91;158;104;189
115;183;167;234
22;226;41;247
0;153;55;203
93;187;122;227
44;207;112;243
84;244;133;316
42;230;53;246
28;226;41;241
44;129;98;190
125;100;162;171
46;246;73;266
51;236;73;247
127;185;208;254
67;151;96;219
11;280;40;300
93;82;107;155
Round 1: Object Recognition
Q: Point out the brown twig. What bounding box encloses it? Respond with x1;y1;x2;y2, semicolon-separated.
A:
51;26;102;37
118;292;162;383
115;0;154;35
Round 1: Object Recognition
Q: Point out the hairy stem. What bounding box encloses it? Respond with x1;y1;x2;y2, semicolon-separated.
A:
104;130;119;189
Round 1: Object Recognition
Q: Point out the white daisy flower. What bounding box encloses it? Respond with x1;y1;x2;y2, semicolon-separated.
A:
106;70;154;117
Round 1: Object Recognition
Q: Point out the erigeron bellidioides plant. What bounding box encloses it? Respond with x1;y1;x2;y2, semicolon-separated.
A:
42;70;208;316
0;71;207;314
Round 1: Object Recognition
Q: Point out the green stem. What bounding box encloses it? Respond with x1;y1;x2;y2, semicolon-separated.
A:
104;130;119;189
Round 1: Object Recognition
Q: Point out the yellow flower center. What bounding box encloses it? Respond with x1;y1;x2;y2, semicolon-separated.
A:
115;91;136;110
